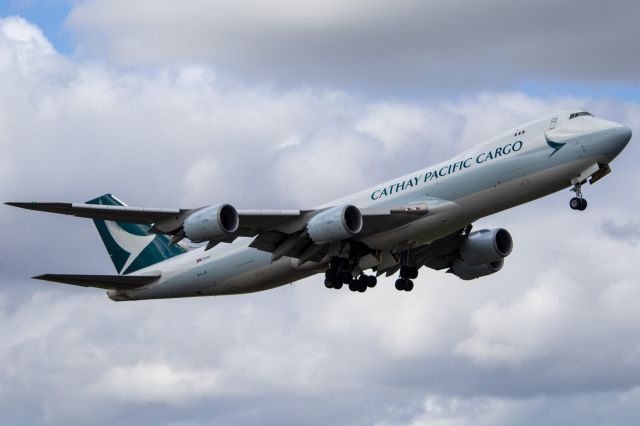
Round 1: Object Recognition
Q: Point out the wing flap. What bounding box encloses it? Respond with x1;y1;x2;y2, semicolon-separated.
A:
33;274;160;290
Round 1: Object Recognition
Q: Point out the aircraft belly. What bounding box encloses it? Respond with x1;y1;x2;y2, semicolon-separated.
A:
206;258;317;295
129;249;319;299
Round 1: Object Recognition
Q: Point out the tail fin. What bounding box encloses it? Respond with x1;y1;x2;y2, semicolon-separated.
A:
86;194;187;274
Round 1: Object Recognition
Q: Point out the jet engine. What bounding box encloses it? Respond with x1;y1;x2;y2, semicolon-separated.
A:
307;205;363;243
183;204;239;242
450;259;504;280
459;228;512;265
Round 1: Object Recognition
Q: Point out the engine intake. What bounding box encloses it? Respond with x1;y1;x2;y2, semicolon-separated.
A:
307;205;363;243
183;204;239;243
459;228;512;266
450;259;504;280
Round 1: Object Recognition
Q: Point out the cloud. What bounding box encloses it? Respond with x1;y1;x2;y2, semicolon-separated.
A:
65;0;640;91
454;270;583;367
0;14;55;70
385;391;640;426
89;362;219;405
1;15;640;426
600;219;640;243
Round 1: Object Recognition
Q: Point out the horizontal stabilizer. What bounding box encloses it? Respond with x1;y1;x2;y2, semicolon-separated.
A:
33;274;160;290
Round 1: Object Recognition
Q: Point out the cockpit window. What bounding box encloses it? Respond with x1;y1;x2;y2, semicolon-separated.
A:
569;111;593;119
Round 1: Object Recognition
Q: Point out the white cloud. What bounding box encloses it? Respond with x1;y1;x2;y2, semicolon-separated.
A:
0;15;55;70
454;270;587;367
89;362;219;405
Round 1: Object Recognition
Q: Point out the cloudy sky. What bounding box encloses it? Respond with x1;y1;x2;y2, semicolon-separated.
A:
0;1;639;425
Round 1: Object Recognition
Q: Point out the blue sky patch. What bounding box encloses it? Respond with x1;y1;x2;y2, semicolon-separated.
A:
0;0;74;54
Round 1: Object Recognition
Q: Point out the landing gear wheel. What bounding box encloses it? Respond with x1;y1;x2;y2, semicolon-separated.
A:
400;266;419;279
324;278;333;289
394;278;414;291
349;282;358;292
367;276;377;288
333;281;343;290
570;197;588;211
579;198;588;211
569;197;581;210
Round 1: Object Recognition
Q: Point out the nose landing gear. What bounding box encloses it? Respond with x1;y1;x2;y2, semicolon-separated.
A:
569;181;587;211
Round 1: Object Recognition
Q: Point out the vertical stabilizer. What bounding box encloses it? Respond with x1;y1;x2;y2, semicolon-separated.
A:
86;194;187;274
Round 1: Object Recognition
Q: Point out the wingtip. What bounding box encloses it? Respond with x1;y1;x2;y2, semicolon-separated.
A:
5;201;35;208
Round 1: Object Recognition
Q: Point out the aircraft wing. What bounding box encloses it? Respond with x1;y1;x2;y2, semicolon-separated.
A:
6;200;428;236
33;274;160;290
6;198;434;262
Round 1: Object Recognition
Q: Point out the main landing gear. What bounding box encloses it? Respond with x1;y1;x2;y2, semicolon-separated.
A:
324;256;377;293
395;266;418;292
569;181;588;211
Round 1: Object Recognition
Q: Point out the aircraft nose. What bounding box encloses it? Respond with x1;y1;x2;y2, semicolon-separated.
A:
604;123;632;159
617;125;632;144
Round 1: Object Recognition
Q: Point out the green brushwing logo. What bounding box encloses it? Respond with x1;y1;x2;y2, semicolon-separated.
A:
545;134;566;157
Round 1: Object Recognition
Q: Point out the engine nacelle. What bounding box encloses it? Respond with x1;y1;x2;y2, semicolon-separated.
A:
450;259;504;281
459;228;513;266
183;204;239;242
307;205;363;243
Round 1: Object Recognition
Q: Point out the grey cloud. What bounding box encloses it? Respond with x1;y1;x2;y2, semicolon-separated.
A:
600;219;640;243
65;0;640;93
1;16;640;426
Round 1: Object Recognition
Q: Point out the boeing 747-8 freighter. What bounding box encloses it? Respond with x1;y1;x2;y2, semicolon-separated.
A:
7;111;632;300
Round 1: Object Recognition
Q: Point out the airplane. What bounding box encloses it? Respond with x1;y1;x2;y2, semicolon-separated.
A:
6;110;632;301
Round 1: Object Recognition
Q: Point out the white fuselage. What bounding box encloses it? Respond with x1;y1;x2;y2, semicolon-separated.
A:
110;112;631;301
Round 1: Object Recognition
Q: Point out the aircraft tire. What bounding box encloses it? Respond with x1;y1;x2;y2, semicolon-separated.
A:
324;278;333;289
405;280;414;291
579;198;588;211
395;279;405;291
367;276;377;288
569;197;581;210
